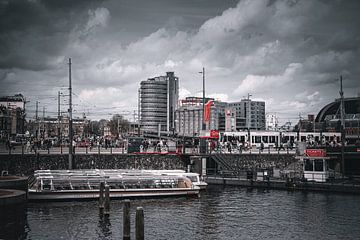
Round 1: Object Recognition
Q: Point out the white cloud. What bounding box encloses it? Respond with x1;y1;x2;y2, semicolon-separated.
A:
233;63;303;97
208;93;228;102
79;87;123;105
179;87;191;99
85;8;110;33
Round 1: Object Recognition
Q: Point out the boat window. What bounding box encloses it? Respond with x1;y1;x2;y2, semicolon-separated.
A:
314;160;324;172
186;176;198;182
304;159;313;171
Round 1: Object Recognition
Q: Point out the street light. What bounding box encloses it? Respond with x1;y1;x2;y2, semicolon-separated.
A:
199;67;205;131
199;67;206;154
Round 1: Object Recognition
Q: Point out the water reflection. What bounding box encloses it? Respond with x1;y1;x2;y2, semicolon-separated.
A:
1;187;360;240
0;203;28;240
98;214;112;239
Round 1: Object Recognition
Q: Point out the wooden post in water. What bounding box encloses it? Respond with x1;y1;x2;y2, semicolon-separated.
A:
123;199;131;240
135;207;144;240
99;182;105;213
104;185;110;215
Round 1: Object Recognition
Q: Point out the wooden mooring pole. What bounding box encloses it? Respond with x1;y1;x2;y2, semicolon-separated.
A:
104;185;110;215
99;182;105;213
123;199;131;240
135;207;144;240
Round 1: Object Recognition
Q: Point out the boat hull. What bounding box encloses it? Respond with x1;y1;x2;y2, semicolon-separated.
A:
28;187;200;201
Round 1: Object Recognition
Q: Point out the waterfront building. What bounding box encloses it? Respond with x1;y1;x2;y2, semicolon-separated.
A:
139;72;179;133
266;113;279;131
26;116;88;139
315;96;360;144
218;99;266;132
0;94;26;139
175;97;265;136
175;104;219;136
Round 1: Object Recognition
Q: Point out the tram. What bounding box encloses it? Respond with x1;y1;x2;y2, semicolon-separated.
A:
221;131;341;149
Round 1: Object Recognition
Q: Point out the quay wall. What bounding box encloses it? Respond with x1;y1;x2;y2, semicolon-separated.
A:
0;154;187;176
0;153;297;176
206;177;360;194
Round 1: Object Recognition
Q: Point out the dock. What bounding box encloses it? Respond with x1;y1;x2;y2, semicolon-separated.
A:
206;176;360;194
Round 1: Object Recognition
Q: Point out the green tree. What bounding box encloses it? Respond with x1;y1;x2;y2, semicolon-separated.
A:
109;114;129;137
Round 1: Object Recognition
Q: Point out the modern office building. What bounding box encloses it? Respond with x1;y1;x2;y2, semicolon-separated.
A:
175;104;219;136
175;97;266;137
139;72;179;132
233;99;265;130
218;99;266;131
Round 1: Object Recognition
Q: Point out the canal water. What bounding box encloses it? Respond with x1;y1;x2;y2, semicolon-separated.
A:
1;186;360;240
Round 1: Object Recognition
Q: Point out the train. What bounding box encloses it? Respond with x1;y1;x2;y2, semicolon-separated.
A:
220;131;341;149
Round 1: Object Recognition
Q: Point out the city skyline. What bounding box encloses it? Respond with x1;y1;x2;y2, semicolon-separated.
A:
1;0;360;124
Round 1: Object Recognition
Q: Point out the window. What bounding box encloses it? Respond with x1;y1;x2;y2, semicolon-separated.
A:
304;159;313;171
314;160;324;172
255;136;261;143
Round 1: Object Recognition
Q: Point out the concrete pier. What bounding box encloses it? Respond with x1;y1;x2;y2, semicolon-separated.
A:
206;176;360;194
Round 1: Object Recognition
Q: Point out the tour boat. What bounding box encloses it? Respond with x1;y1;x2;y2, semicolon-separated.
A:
143;170;208;190
28;169;200;201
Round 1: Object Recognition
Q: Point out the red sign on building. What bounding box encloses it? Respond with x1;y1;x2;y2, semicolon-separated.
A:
210;130;220;139
305;149;327;157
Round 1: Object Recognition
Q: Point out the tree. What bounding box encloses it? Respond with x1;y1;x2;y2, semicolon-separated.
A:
109;114;129;137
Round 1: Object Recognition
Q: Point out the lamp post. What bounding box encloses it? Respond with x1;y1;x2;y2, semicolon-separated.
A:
199;67;206;154
199;67;206;131
68;58;73;170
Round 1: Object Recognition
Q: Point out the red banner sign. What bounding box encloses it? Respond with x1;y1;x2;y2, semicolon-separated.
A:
210;130;219;139
305;149;327;157
204;100;214;123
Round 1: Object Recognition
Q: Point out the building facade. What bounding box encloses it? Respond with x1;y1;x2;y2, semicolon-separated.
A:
0;94;26;139
175;105;219;136
315;96;360;144
266;113;279;131
139;72;179;132
175;97;266;137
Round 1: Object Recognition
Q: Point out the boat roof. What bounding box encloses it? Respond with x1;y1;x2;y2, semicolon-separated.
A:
32;169;192;182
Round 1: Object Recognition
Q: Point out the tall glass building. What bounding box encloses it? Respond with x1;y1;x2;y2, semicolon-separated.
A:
139;72;179;132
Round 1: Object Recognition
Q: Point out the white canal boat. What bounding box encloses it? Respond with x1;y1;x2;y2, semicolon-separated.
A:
143;170;208;190
28;169;200;201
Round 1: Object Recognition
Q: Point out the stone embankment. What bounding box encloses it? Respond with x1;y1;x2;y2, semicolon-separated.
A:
0;154;187;176
0;176;28;206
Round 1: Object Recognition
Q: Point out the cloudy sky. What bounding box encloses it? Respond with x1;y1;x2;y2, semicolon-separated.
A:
1;0;359;124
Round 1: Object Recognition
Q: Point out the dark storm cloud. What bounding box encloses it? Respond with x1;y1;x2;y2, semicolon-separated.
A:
1;0;359;121
0;0;104;70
